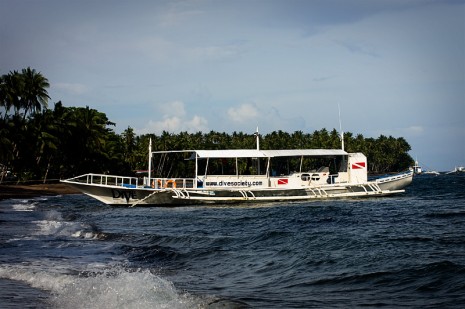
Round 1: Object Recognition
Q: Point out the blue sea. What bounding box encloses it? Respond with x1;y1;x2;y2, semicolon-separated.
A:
1;175;465;308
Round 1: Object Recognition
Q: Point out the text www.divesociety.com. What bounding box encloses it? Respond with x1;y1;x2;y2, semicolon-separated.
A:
205;181;263;187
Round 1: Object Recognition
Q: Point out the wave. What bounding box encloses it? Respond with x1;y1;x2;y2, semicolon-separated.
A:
275;261;465;306
120;232;238;265
1;199;248;308
27;209;108;240
122;243;183;265
390;236;434;242
11;202;37;212
291;261;465;290
2;197;108;241
0;264;208;309
0;264;250;309
425;211;465;219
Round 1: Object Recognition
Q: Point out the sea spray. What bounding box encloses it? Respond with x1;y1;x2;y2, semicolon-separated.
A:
52;267;202;309
0;265;204;309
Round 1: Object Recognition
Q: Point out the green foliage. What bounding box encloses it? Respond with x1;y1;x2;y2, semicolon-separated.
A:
132;129;413;175
1;68;414;183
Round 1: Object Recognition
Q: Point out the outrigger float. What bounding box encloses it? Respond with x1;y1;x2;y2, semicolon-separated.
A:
62;132;413;206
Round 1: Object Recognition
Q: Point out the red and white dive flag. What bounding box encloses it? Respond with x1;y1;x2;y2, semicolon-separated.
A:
277;179;288;185
352;162;366;169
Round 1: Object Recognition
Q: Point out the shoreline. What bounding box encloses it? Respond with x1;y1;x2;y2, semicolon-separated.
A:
0;183;80;201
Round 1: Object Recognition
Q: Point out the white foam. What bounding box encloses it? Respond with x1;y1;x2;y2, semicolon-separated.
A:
0;265;75;293
32;210;99;239
11;202;36;212
71;230;98;239
54;268;202;309
0;265;204;309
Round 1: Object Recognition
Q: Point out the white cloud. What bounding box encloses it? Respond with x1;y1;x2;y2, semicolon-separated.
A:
188;44;246;62
139;115;208;134
161;10;203;28
137;100;208;134
160;100;186;117
54;83;88;95
334;40;380;58
227;104;259;122
405;125;424;135
134;37;175;64
369;125;425;139
186;115;208;132
146;116;182;133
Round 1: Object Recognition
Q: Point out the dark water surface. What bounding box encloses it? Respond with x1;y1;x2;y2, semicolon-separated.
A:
1;175;464;308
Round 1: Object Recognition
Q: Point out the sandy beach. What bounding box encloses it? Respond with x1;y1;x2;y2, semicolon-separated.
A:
0;183;79;201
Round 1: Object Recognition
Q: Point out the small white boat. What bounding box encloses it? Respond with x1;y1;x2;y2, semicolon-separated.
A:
412;160;422;175
446;166;465;175
422;170;440;176
411;159;439;176
62;138;413;206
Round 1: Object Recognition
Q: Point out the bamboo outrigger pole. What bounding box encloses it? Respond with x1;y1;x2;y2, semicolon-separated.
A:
148;138;152;186
338;104;345;151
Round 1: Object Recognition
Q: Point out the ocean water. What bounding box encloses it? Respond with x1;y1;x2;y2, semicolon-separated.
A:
1;175;464;308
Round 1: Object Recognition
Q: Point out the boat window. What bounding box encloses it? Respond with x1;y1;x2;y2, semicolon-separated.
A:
235;157;267;175
152;152;196;178
196;157;268;176
338;156;348;172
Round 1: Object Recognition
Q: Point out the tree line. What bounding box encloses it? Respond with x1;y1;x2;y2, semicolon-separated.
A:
1;68;413;183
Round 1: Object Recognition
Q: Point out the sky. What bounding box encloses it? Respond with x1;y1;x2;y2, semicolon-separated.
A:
1;0;464;171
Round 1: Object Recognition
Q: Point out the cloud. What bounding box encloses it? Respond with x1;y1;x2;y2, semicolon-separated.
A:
134;37;175;63
186;115;208;132
335;40;380;57
140;115;208;134
145;116;182;133
137;100;208;134
54;83;89;95
158;3;203;28
312;75;336;82
159;100;186;117
369;125;425;139
188;43;246;62
227;104;259;122
405;125;424;135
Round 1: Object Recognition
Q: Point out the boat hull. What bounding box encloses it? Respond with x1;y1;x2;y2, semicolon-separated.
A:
64;182;177;206
375;171;414;191
62;170;413;206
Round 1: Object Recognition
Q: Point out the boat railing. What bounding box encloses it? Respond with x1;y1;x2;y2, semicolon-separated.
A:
145;177;196;189
374;170;413;184
68;173;140;188
66;174;197;190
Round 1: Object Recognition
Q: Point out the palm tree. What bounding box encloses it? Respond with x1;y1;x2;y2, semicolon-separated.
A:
20;67;50;121
0;71;23;119
121;126;137;170
0;74;7;118
31;108;59;182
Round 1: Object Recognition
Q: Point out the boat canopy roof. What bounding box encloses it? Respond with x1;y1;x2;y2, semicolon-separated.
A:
190;149;347;159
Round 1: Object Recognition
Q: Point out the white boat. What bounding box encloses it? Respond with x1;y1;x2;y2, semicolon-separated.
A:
62;138;413;206
446;166;465;174
412;160;422;175
422;170;440;176
411;159;439;176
